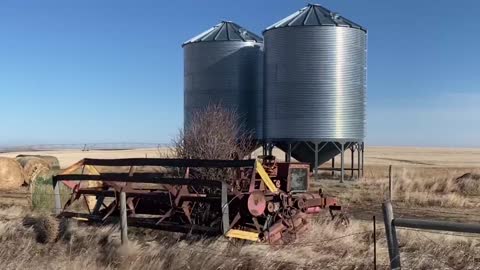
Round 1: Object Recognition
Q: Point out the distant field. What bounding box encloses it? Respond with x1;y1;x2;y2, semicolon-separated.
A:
357;146;480;168
2;146;478;169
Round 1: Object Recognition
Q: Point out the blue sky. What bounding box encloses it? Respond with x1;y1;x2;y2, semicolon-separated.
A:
0;0;479;147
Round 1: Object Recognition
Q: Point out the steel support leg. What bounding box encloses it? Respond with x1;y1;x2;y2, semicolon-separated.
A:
285;143;292;162
351;147;354;179
361;142;365;177
314;143;319;181
331;157;335;177
357;143;361;179
340;143;345;183
288;143;292;162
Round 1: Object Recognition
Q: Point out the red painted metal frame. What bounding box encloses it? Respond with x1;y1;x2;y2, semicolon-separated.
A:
53;158;344;243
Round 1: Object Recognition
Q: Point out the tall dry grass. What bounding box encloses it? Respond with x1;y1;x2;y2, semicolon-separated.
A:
1;206;479;270
29;176;71;212
356;166;480;208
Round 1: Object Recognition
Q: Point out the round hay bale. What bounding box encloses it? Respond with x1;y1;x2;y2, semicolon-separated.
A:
0;157;25;190
21;157;51;184
16;155;60;170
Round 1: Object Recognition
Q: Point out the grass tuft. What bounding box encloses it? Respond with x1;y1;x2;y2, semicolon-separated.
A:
30;176;70;212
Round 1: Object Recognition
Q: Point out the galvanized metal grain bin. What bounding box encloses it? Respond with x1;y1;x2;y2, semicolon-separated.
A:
183;21;263;138
263;4;367;142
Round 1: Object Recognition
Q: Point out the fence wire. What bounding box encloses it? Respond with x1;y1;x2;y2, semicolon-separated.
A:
398;227;480;239
395;227;478;270
393;205;480;219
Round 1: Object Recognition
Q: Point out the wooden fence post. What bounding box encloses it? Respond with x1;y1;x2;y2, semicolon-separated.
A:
382;201;401;270
120;190;128;245
221;181;230;235
373;215;377;270
54;181;61;215
389;165;393;201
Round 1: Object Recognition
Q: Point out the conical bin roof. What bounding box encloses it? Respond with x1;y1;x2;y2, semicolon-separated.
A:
183;21;263;47
264;3;366;33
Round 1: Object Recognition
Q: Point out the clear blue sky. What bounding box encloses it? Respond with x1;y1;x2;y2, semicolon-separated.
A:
1;0;479;147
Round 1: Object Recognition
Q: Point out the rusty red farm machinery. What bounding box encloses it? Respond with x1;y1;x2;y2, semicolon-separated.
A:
53;157;347;243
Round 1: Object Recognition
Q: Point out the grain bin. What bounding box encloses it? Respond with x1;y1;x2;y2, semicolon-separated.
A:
263;4;367;181
183;21;263;138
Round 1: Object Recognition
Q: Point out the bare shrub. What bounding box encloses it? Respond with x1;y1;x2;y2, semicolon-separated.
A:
452;173;480;195
173;104;254;180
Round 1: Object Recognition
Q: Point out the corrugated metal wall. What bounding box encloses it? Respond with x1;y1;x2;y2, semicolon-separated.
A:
184;41;263;137
264;26;366;141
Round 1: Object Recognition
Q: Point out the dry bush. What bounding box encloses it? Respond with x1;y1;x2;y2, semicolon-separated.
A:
22;214;59;244
173;104;254;180
452;173;480;196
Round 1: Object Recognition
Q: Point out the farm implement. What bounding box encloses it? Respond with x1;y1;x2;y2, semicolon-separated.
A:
53;157;346;243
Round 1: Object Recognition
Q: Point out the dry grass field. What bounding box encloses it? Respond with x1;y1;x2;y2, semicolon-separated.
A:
1;146;480;269
2;145;479;169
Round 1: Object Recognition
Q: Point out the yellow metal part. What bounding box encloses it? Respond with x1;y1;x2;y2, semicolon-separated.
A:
72;217;89;221
226;229;259;242
86;165;100;175
85;165;102;209
256;161;278;193
85;165;102;188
